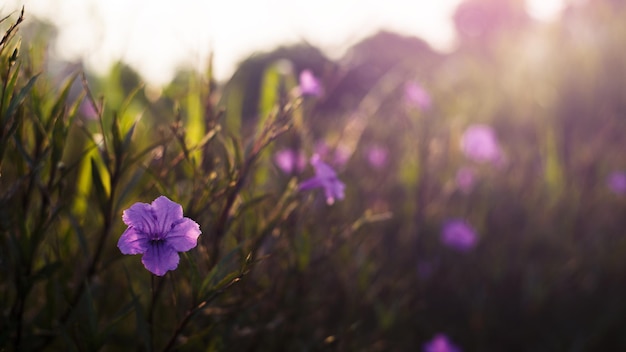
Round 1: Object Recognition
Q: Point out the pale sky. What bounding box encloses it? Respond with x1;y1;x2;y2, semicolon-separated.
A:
2;0;565;86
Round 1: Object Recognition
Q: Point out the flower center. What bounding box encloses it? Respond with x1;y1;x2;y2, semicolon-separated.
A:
148;233;163;242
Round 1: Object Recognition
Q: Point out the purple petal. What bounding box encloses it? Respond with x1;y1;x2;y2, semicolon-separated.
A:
324;179;346;205
151;196;183;235
460;124;502;164
117;227;150;255
366;145;388;169
299;177;324;191
405;81;432;110
299;69;323;97
141;242;180;276
607;171;626;195
423;333;462;352
275;149;306;174
122;201;156;233
165;218;202;252
441;219;478;252
311;157;337;179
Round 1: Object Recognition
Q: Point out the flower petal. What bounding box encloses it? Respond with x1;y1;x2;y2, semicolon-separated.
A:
166;218;201;252
117;227;150;254
122;201;156;233
299;177;323;191
141;242;180;276
151;196;183;235
324;179;345;205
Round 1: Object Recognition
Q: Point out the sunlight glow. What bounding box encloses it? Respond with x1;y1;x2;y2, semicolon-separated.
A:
2;0;565;85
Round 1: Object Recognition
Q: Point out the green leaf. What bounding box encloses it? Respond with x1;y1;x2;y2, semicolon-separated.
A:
47;72;78;130
30;261;62;285
90;157;109;212
122;121;137;152
123;267;152;352
198;245;241;300
111;113;123;158
1;60;20;120
4;73;39;124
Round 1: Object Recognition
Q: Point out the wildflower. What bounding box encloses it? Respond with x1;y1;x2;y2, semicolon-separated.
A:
299;155;345;205
455;167;476;193
441;219;478;252
404;81;432;111
423;333;462;352
274;149;306;174
460;124;502;164
79;99;99;120
299;69;323;97
366;145;388;169
607;171;626;195
117;196;201;276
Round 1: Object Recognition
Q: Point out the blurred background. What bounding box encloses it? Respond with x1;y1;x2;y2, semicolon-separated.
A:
3;0;565;85
3;0;626;350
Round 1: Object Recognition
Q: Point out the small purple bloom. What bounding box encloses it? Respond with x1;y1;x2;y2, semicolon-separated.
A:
274;149;306;174
460;124;502;164
404;81;432;111
607;171;626;195
423;333;462;352
118;196;201;276
299;155;346;205
299;69;323;97
441;219;478;252
366;145;388;169
79;99;99;120
455;167;476;193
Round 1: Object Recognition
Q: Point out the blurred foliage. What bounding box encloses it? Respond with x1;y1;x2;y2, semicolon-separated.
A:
3;1;626;351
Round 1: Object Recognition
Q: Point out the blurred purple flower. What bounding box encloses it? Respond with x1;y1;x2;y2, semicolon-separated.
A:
299;69;323;97
455;167;476;193
366;145;388;169
299;155;345;205
118;196;201;276
441;219;478;252
404;81;432;111
423;333;462;352
607;171;626;195
460;124;502;164
80;99;99;120
274;149;306;174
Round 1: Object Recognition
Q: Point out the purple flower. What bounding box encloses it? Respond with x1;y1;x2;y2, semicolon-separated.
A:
404;81;432;111
607;171;626;195
455;167;476;194
423;333;462;352
79;99;99;120
117;196;201;276
441;219;478;252
299;69;323;97
366;145;388;169
299;155;346;205
460;124;502;164
274;149;307;174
